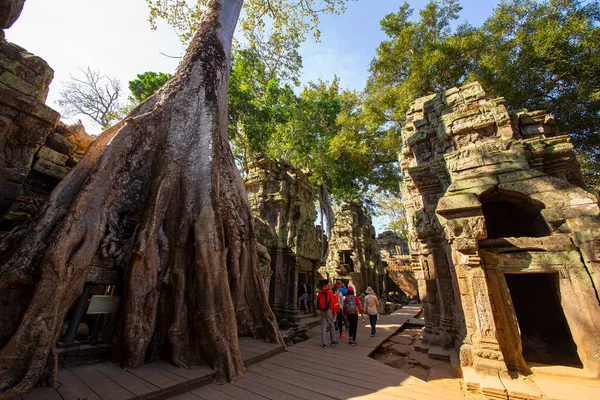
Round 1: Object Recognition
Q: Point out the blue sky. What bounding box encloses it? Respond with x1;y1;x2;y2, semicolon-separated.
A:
297;0;502;92
8;0;503;233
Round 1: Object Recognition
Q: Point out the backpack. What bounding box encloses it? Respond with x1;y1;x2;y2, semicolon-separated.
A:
346;295;357;314
331;291;341;313
317;289;331;311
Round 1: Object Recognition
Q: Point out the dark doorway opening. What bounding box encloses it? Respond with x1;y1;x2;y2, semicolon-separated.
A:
480;190;550;239
338;251;354;271
504;273;582;367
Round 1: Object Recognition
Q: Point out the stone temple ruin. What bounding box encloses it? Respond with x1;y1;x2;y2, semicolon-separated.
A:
377;231;418;300
320;199;384;295
400;82;600;381
244;157;321;322
377;230;409;258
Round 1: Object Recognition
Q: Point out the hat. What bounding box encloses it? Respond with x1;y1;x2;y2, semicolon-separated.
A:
366;286;374;294
333;283;339;289
347;285;355;294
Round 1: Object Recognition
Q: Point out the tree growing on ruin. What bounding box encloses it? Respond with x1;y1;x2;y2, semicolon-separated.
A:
57;66;124;129
0;0;354;397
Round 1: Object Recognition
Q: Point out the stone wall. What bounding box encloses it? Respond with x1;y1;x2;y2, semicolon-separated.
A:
0;121;95;233
0;35;60;216
385;256;419;299
400;82;600;379
320;199;384;295
244;157;320;322
377;230;409;257
377;231;417;299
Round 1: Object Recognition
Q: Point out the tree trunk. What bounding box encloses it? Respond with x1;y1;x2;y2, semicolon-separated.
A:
318;180;334;258
0;0;281;397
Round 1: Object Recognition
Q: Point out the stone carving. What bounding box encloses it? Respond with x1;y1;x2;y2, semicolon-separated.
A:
244;157;320;322
401;82;600;381
320;199;384;295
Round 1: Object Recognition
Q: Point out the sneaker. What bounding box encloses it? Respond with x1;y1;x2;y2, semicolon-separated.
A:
332;341;339;345
370;334;374;337
348;339;353;344
351;341;357;346
340;334;346;338
323;344;328;349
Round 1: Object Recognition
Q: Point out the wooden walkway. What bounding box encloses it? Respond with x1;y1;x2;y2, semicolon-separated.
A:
14;338;284;400
170;305;463;400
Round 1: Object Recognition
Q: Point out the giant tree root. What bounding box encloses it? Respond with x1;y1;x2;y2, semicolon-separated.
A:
0;1;281;398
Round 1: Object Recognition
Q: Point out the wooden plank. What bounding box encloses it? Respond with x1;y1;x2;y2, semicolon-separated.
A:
127;365;181;389
271;351;459;400
190;385;237;400
265;358;388;392
93;362;159;396
243;371;330;400
251;363;359;399
238;339;285;366
285;347;404;379
22;387;62;400
276;350;403;382
57;367;102;400
286;347;440;392
265;357;422;399
232;375;301;400
238;344;262;357
168;392;202;399
145;362;188;384
238;338;280;351
208;382;266;400
258;360;432;400
68;364;134;400
149;360;213;381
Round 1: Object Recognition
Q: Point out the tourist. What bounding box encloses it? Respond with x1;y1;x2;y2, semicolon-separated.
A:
337;279;348;295
343;285;364;345
333;283;345;338
336;281;349;328
364;286;380;337
298;280;309;313
317;280;339;348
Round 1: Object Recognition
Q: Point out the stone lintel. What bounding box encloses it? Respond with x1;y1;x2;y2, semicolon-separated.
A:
436;193;481;216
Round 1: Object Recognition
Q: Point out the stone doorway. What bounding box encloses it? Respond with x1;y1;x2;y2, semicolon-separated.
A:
504;273;582;368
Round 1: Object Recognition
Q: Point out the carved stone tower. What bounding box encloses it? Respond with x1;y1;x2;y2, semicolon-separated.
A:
244;157;321;322
400;82;600;379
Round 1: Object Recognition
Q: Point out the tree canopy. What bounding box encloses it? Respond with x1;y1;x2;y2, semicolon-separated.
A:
146;0;356;45
367;0;600;189
129;71;173;103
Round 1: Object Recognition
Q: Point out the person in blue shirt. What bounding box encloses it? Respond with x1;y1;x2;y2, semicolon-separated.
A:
336;280;349;329
337;280;348;295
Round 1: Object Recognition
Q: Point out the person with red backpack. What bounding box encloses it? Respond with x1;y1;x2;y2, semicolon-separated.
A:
343;285;364;345
332;283;345;339
317;280;339;349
